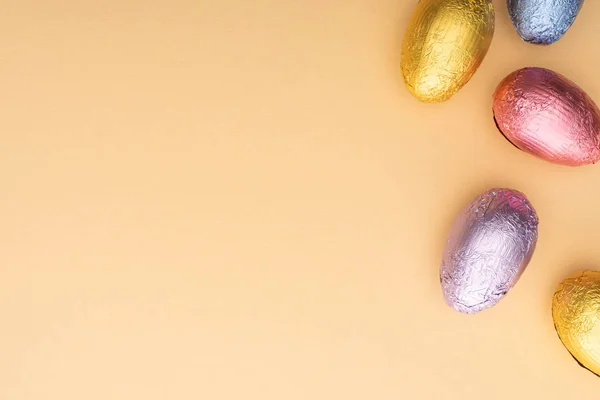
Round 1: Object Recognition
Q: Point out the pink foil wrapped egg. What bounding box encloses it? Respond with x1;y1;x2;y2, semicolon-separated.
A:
493;67;600;166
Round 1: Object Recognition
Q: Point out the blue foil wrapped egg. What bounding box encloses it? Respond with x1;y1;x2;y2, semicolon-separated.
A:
507;0;584;45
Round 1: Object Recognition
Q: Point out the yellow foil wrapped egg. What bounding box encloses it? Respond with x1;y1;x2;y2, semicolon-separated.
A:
552;270;600;377
401;0;495;102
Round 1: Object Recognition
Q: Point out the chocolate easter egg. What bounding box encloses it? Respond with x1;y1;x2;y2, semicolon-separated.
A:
553;270;600;377
441;189;538;314
508;0;584;45
493;67;600;166
401;0;495;102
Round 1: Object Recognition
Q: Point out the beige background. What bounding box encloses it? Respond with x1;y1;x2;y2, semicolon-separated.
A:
0;0;599;398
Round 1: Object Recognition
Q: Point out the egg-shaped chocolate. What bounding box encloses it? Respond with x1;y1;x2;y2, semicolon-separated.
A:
553;270;600;377
508;0;584;45
493;67;600;166
401;0;495;102
440;188;538;314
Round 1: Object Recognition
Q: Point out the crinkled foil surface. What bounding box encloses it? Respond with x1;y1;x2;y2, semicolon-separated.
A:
553;271;600;377
440;189;538;314
493;67;600;166
401;0;495;102
508;0;584;44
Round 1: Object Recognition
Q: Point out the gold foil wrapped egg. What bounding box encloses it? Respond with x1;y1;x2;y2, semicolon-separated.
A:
401;0;495;102
552;270;600;377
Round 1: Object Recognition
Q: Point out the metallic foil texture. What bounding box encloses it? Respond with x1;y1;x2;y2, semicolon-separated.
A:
552;271;600;377
508;0;584;45
401;0;495;103
493;67;600;166
441;189;538;314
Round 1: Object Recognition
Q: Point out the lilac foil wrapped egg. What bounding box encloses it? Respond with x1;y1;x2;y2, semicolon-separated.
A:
508;0;584;45
493;67;600;166
440;189;538;314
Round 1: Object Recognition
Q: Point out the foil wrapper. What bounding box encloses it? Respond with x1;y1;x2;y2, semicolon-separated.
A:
553;271;600;377
493;67;600;166
508;0;584;45
441;189;538;314
401;0;495;102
